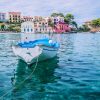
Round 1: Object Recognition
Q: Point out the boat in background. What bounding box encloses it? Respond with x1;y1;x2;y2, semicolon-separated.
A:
12;38;60;64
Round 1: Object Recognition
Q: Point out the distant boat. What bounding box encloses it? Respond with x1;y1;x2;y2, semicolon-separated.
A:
12;38;60;64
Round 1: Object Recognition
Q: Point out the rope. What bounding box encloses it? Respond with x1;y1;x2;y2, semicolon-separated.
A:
0;56;39;100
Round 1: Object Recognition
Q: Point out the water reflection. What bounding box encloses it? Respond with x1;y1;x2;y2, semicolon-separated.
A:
29;57;59;84
16;57;59;84
11;57;59;99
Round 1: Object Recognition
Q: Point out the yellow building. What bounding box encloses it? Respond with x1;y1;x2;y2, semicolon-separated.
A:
8;12;21;23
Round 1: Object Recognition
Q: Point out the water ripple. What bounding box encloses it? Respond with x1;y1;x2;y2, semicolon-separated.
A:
0;33;100;100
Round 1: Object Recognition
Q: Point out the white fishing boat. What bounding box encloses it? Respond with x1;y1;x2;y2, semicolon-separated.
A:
12;38;60;64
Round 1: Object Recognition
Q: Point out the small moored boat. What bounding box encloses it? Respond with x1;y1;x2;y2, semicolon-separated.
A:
12;38;60;64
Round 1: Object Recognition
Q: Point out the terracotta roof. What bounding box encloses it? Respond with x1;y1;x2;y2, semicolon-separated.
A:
23;16;33;18
9;12;21;15
34;16;42;18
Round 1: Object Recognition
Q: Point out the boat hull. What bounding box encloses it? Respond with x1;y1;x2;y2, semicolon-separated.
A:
12;45;58;64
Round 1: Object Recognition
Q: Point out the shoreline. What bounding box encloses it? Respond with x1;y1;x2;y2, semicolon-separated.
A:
0;31;75;34
0;32;77;34
0;31;21;34
0;31;97;34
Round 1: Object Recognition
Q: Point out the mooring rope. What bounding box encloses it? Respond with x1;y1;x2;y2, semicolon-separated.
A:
0;56;39;100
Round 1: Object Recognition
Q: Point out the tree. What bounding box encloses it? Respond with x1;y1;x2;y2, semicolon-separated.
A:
51;13;57;17
0;21;3;23
58;13;64;17
64;13;78;31
64;13;74;24
8;24;21;32
78;24;90;32
51;12;78;31
83;24;90;31
51;13;64;17
91;18;100;27
48;20;54;27
1;24;5;29
71;21;78;29
8;25;15;31
13;26;21;32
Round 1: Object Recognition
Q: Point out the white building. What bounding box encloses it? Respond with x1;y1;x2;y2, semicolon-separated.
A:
21;20;54;33
52;16;64;24
21;16;34;22
21;21;35;33
0;13;6;22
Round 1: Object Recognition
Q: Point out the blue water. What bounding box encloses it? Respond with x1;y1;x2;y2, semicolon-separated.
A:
0;33;100;100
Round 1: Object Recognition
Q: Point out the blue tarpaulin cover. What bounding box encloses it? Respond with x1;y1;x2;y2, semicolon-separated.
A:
18;38;60;48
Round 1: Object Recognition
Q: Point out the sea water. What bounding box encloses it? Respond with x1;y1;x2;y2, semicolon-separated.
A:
0;33;100;100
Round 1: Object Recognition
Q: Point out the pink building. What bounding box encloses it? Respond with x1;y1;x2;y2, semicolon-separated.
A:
54;22;71;33
8;12;21;23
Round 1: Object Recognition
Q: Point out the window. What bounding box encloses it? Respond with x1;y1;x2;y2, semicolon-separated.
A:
34;25;37;27
24;28;26;32
54;19;56;21
27;28;29;32
2;15;4;19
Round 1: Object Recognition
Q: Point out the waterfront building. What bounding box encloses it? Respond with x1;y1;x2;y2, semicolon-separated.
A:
0;13;6;22
21;20;53;33
54;22;71;33
34;19;47;33
34;18;54;33
44;17;52;22
52;16;64;24
21;16;55;34
21;21;35;33
8;12;21;23
21;16;34;22
33;16;43;22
